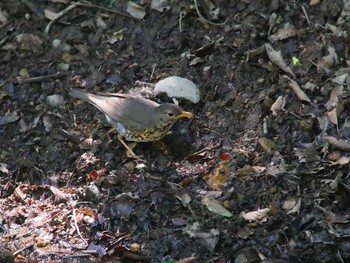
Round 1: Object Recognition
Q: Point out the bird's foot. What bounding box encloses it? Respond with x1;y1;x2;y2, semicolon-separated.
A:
118;137;145;162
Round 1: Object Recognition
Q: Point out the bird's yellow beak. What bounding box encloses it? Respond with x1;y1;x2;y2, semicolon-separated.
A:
176;111;193;119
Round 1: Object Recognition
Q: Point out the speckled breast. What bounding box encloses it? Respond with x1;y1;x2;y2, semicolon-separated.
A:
124;122;175;142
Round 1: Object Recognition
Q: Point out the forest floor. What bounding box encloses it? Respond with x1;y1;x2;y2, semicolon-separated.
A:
1;0;350;262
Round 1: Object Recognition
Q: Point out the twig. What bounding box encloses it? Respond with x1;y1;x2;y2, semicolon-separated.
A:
301;5;311;26
73;209;88;245
18;72;62;84
45;4;77;34
338;249;345;263
61;254;94;260
13;243;34;256
309;58;329;72
179;11;186;32
144;174;162;181
45;1;139;34
71;1;139;21
286;110;302;120
0;36;9;48
193;0;227;26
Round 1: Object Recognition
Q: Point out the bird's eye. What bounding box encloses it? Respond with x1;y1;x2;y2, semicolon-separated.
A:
167;112;174;117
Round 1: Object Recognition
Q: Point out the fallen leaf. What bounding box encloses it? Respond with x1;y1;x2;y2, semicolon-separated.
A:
202;197;233;217
268;23;297;42
207;154;231;190
241;207;274;222
283;75;311;103
107;29;125;44
265;43;295;78
258;137;275;153
126;1;146;19
326;108;338;125
0;111;19;125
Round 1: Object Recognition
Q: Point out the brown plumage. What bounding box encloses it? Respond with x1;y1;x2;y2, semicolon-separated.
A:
69;89;193;159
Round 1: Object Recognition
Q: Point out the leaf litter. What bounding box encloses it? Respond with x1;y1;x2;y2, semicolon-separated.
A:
1;0;350;262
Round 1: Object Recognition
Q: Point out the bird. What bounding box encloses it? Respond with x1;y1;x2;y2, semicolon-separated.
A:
69;89;193;160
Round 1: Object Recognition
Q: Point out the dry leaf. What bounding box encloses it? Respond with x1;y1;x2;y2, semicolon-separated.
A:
268;23;297;42
16;33;43;53
286;198;301;215
310;0;320;5
236;165;266;176
265;43;295;78
258;137;275;153
317;45;338;68
44;9;58;20
202;197;233;217
107;29;125;44
0;9;8;26
283;75;311;103
326;108;338;125
270;96;286;115
126;1;146;19
325;23;343;38
151;0;170;12
207;154;231;190
0;111;19;125
241;207;274;222
325;86;343;110
336;156;350;165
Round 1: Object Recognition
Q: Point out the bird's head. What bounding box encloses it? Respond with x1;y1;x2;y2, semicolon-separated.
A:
155;103;193;126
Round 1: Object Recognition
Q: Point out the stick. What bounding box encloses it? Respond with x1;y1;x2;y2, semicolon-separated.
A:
45;4;77;34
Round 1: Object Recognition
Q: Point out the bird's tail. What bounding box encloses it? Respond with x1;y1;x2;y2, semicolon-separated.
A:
69;88;94;102
69;89;111;114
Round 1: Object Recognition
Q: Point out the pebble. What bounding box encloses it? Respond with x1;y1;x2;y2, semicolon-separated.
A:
154;76;200;103
46;94;64;107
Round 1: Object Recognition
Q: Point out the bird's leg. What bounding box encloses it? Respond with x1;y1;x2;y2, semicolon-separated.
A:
117;135;144;161
113;122;144;161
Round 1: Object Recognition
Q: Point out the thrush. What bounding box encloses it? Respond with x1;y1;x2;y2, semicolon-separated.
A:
69;89;193;159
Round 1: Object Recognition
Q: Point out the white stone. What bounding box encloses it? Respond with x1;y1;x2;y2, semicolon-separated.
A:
46;94;64;107
154;76;200;104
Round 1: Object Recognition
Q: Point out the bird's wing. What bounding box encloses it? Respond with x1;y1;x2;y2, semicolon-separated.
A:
87;94;159;132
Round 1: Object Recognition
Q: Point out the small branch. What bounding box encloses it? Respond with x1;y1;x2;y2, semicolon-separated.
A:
45;4;77;34
73;209;88;246
71;1;140;21
45;1;140;34
18;73;62;84
301;5;311;26
193;0;227;26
